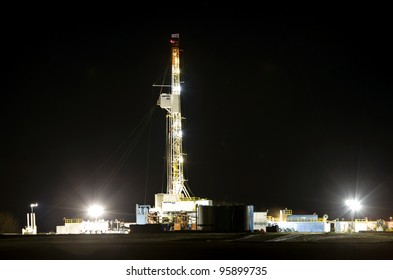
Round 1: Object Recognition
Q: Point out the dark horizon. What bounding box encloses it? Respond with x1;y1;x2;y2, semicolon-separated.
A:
1;10;393;232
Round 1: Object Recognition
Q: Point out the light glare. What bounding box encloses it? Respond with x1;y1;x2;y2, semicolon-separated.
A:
88;205;104;218
345;199;361;211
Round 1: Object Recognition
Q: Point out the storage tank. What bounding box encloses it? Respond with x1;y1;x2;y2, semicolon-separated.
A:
214;205;233;232
197;205;214;231
229;204;254;232
197;204;254;232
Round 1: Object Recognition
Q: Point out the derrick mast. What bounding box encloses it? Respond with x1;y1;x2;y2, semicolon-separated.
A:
159;33;190;198
137;33;212;229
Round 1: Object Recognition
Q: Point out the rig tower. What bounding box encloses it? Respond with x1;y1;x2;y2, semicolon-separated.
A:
159;33;189;197
136;34;212;230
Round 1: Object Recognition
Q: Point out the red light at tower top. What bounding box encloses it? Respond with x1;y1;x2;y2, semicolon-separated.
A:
170;33;179;46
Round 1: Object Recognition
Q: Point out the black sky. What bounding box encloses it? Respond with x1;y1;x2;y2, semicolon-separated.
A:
1;9;393;232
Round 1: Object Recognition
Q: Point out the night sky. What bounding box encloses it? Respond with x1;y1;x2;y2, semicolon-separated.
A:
1;9;393;232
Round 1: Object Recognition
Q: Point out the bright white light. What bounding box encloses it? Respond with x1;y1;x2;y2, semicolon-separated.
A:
345;199;361;211
173;85;181;94
30;203;38;213
88;205;104;218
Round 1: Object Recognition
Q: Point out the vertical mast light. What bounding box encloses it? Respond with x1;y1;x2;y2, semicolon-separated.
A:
158;34;190;198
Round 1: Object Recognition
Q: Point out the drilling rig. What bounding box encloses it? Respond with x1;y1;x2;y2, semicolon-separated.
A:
158;33;189;199
135;34;212;230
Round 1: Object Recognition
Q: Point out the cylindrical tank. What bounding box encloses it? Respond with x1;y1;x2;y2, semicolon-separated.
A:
214;205;233;232
197;205;214;231
244;205;254;231
231;204;254;232
197;204;254;232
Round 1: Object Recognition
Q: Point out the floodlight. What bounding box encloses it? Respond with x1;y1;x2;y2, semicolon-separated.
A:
345;199;361;211
88;205;104;219
30;203;38;213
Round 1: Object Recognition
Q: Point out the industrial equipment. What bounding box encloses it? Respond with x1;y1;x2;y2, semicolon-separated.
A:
135;34;212;230
22;203;38;234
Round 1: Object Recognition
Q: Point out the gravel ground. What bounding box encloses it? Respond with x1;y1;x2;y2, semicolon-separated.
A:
1;231;393;259
243;232;393;243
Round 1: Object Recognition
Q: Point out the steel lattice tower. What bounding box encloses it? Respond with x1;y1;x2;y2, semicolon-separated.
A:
158;34;190;198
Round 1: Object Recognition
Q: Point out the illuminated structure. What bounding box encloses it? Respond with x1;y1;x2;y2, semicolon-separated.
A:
57;34;211;234
158;33;189;197
345;198;361;232
56;218;129;234
137;34;212;229
22;203;38;235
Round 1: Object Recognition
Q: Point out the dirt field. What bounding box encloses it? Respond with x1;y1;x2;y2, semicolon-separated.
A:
1;231;393;260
